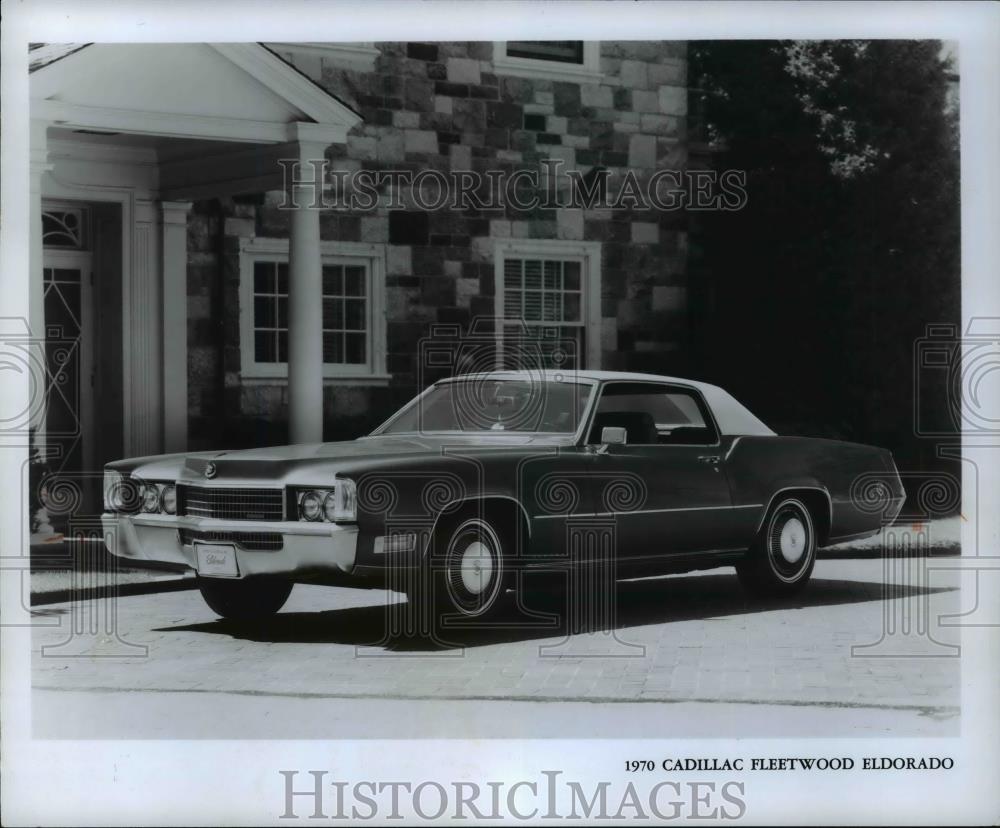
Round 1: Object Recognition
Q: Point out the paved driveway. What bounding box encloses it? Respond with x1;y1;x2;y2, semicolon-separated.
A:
30;556;963;738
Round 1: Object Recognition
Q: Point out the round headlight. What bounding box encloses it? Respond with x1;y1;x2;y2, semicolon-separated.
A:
141;483;161;513
161;485;177;515
322;491;338;523
300;490;322;521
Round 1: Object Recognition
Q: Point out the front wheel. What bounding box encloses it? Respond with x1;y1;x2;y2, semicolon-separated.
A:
405;515;507;637
198;576;293;620
736;497;816;598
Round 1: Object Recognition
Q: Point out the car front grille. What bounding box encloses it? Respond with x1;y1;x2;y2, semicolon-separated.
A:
177;485;285;521
179;529;284;552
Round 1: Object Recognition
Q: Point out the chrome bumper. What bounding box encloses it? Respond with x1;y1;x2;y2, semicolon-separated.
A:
101;512;357;578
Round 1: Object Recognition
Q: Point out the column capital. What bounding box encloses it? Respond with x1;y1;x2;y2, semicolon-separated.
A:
286;121;342;157
160;200;193;225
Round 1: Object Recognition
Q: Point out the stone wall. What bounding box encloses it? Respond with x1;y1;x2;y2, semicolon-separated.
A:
186;41;690;449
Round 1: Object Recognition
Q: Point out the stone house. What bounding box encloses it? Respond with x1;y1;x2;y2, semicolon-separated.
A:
28;40;689;514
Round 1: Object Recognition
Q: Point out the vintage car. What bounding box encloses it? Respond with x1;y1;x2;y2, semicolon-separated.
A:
103;370;905;626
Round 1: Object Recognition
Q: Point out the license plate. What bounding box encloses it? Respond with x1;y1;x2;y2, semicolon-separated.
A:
195;543;239;578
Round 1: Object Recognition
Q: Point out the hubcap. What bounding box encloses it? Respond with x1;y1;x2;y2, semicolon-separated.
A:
779;517;806;563
443;519;504;616
459;540;493;595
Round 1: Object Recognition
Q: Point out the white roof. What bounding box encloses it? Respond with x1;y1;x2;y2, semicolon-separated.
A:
439;370;776;436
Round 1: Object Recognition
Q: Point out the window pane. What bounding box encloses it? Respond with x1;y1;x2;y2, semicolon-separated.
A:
563;261;581;290
323;298;344;330
277;296;288;328
254;330;276;363
323;331;344;363
344;266;365;297
523;259;542;290
254;261;274;294
276;263;289;295
345;333;366;364
504;258;523;287
504;290;522;317
543;293;559;321
254;296;275;329
506;41;584;65
523;290;543;321
278;330;288;363
344;299;366;331
322;265;343;296
563;292;581;322
543;260;560;290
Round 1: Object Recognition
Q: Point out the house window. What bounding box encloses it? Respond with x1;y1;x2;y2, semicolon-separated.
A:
239;238;387;382
493;41;602;83
506;41;585;65
495;239;602;370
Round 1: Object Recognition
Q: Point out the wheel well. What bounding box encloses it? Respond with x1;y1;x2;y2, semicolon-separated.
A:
774;489;831;546
432;497;530;557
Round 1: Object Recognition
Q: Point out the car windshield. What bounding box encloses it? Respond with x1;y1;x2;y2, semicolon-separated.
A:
378;378;595;435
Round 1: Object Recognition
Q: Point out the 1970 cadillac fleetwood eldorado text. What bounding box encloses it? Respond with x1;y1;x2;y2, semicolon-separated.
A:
103;371;905;627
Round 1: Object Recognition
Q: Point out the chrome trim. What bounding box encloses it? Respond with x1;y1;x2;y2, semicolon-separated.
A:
578;379;723;448
178;484;284;521
753;487;833;535
425;495;535;555
532;503;764;520
724;436;743;462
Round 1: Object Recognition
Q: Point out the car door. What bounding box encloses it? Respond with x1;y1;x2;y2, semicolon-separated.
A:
584;382;736;558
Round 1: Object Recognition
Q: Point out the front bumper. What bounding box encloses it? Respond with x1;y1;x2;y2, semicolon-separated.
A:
102;512;358;578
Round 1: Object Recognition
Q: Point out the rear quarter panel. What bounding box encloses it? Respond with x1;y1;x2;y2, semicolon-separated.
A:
724;436;900;545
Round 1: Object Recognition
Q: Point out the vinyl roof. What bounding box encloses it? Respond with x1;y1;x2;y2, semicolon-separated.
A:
439;371;777;436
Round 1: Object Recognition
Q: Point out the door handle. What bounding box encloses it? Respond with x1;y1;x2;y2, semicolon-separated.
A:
698;455;721;465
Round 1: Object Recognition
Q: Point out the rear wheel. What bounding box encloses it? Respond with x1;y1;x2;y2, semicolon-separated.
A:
198;576;293;620
736;497;816;598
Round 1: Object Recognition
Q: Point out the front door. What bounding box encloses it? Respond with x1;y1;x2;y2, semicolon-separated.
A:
585;382;735;558
41;247;95;523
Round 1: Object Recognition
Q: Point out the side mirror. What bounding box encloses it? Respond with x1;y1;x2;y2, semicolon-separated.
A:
598;426;627;453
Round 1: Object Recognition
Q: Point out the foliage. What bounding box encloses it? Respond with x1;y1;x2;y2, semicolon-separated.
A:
687;40;960;473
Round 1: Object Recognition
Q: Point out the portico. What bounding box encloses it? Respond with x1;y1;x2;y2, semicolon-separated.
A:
29;43;359;503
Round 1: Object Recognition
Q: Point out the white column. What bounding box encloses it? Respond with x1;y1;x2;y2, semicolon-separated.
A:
125;200;164;457
29;121;51;457
286;131;327;444
161;201;192;452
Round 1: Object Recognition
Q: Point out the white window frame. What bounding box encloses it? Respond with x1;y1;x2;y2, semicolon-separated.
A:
494;238;602;370
238;237;388;384
493;41;602;84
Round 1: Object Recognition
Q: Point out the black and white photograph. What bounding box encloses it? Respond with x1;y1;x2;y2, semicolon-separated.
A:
1;1;998;824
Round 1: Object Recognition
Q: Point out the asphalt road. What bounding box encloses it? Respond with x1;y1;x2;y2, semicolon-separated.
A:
31;556;964;738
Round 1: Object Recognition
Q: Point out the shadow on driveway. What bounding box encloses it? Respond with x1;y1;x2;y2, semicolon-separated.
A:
154;573;955;652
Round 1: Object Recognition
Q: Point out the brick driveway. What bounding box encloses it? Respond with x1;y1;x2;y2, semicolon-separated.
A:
31;556;962;738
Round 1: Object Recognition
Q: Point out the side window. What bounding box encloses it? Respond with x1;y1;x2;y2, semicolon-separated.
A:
588;384;718;445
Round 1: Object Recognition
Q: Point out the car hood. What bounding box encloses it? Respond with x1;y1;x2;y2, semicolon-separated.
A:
118;433;575;484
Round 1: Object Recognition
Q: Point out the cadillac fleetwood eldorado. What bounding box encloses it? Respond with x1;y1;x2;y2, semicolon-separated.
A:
103;371;905;627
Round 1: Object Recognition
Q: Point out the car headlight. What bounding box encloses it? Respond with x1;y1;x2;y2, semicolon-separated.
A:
104;471;177;515
141;482;161;513
161;484;177;515
299;490;323;521
293;478;357;523
322;491;338;523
